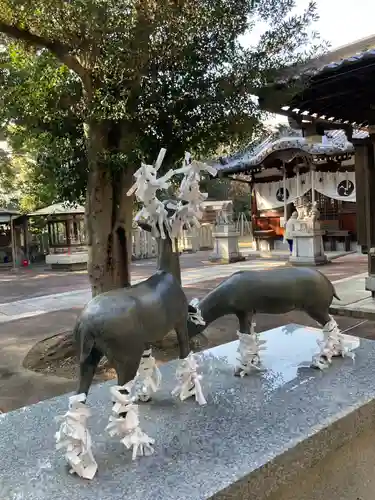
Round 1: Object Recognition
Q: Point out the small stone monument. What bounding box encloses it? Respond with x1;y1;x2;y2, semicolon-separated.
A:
289;196;328;266
209;201;245;263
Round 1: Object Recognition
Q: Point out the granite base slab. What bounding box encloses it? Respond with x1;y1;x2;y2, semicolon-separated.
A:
1;324;374;500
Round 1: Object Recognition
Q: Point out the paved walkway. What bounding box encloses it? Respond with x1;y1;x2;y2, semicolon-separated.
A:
0;260;283;323
1;253;368;324
0;253;370;324
0;251;213;304
0;249;355;304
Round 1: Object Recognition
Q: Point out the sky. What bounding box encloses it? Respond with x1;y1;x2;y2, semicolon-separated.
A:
243;0;375;126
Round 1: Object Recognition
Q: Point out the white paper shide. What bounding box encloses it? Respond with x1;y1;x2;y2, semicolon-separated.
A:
55;393;98;480
312;315;357;369
172;352;207;405
128;148;217;241
106;384;155;460
188;297;206;326
136;348;162;402
236;321;266;376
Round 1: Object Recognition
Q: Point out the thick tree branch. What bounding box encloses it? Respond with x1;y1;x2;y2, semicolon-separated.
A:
0;22;87;81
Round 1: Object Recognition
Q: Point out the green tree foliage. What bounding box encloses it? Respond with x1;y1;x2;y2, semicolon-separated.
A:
0;149;57;212
0;0;323;294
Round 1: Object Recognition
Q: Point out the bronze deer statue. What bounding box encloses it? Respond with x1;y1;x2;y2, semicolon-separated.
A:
187;266;349;374
55;151;209;480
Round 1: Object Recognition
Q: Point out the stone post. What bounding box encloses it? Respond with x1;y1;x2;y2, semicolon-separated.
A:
209;202;245;264
289;195;328;266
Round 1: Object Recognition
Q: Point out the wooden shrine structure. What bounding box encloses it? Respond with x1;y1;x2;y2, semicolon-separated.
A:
254;35;375;293
213;129;360;253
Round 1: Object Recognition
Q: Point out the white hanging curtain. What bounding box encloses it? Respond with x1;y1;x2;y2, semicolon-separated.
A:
315;171;356;202
255;172;311;210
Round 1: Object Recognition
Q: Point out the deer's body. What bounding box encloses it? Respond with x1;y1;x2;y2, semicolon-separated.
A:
75;234;190;397
187;266;339;340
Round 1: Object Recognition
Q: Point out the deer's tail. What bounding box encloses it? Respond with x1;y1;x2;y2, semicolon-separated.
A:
74;319;95;363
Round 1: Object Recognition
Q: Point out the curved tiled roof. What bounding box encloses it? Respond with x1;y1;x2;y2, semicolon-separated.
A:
276;35;375;84
29;202;85;216
213;129;358;176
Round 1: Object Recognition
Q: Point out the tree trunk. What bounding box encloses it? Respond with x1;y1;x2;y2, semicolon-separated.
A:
85;120;135;296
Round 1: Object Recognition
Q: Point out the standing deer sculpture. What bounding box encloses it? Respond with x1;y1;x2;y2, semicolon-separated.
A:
55;150;213;480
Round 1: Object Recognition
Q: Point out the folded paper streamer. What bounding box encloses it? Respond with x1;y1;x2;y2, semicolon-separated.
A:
171;352;207;405
136;348;162;401
169;152;217;239
236;321;266;376
106;384;155;460
55;393;98;480
312;315;356;370
128;149;217;241
188;297;206;326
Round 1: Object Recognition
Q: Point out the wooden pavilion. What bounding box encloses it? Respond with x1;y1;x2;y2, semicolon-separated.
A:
29;203;87;270
253;35;375;292
0;208;28;267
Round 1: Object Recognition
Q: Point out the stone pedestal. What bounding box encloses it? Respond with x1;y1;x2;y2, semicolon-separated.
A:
178;230;198;253
1;324;371;500
254;230;276;252
289;197;328;266
289;227;328;266
365;247;375;298
209;224;245;263
45;252;88;271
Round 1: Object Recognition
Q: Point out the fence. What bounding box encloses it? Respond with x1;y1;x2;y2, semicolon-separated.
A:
132;223;214;260
235;212;253;238
27;224;215;263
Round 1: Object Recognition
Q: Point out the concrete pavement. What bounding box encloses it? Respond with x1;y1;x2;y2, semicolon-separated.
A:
0;253;370;324
0;260;283;323
0;249;356;304
0;251;213;304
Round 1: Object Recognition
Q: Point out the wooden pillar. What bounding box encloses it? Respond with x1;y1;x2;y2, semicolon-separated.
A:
354;133;375;297
354;139;371;252
10;216;16;270
47;221;53;247
65;219;71;251
282;163;287;225
23;217;29;263
310;164;315;204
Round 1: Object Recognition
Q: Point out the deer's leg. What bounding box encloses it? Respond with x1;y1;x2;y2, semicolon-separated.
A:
172;318;207;406
237;311;251;335
55;346;102;480
105;345;155;460
112;350;144;395
234;311;263;377
137;343;162;403
77;346;103;397
175;319;191;360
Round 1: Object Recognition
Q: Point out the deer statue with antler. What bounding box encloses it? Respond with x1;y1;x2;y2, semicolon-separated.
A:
55;149;216;480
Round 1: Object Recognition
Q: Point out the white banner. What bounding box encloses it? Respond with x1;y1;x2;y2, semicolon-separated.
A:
314;171;356;202
255;171;356;210
255;173;311;210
